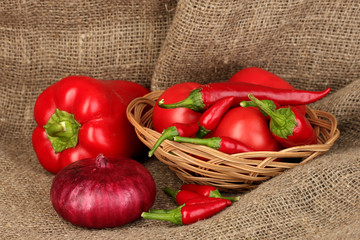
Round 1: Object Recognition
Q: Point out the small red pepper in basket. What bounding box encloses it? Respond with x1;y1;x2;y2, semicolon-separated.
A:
174;136;255;154
164;186;239;205
248;94;318;148
148;123;199;157
158;82;331;112
141;197;231;225
196;96;234;138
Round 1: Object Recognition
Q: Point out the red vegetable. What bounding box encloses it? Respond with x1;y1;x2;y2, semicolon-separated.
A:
157;82;329;112
142;197;231;225
248;94;318;148
152;82;202;133
32;76;149;174
174;136;255;154
229;67;307;115
228;67;294;89
180;184;239;201
148;123;199;157
164;186;239;205
50;154;156;229
211;106;282;151
196;96;234;138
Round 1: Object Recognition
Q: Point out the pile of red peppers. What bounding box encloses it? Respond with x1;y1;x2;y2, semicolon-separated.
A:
142;184;239;225
150;67;331;156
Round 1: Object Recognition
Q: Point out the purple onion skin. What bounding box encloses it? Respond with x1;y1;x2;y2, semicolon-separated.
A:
50;154;156;229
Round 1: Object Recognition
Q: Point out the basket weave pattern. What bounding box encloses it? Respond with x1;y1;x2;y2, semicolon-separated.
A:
127;91;340;191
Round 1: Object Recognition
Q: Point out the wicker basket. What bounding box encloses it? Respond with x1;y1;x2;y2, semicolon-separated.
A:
126;91;340;192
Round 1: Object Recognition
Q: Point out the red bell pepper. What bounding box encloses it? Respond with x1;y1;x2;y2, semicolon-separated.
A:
228;67;307;115
32;76;149;174
148;123;199;157
174;136;255;154
248;94;318;148
196;96;234;138
158;82;330;112
141;197;231;225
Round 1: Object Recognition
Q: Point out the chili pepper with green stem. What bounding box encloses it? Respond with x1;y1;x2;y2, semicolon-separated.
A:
180;184;240;201
247;94;318;148
164;186;239;205
148;123;199;157
158;82;330;112
196;96;234;138
174;136;256;155
141;197;231;225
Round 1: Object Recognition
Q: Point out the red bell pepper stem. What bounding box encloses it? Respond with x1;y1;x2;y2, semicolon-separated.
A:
142;197;231;225
248;94;317;148
148;123;199;157
158;82;331;112
240;99;280;119
43;108;81;153
174;136;255;155
180;184;240;202
196;96;234;138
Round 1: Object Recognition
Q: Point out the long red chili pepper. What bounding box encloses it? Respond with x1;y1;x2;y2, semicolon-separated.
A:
158;82;331;112
164;186;239;205
180;184;240;201
148;123;199;157
248;94;318;148
174;136;255;154
196;96;234;138
141;197;231;225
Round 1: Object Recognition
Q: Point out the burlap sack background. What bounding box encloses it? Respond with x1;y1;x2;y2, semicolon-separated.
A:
1;0;359;239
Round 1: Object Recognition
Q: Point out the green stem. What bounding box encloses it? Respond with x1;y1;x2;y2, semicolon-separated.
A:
43;108;81;153
174;136;221;150
163;187;179;200
209;190;240;202
148;126;179;157
247;94;286;127
141;205;184;225
240;99;278;118
195;125;210;138
157;89;205;112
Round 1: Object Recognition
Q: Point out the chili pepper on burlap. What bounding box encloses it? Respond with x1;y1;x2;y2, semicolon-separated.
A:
148;122;199;157
248;94;318;148
196;96;234;138
158;82;331;112
141;197;231;225
164;186;239;205
180;184;240;201
174;136;255;154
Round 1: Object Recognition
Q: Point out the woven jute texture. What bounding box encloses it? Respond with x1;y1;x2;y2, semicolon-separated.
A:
1;0;359;239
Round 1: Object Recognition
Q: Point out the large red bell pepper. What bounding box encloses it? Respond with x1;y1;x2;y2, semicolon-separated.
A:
32;76;149;174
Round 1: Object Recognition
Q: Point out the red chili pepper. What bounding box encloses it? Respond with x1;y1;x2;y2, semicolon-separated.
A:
32;76;149;174
148;123;199;157
141;197;231;225
158;82;330;112
164;186;239;205
174;136;256;155
152;82;202;133
248;94;318;148
196;96;234;138
180;184;240;201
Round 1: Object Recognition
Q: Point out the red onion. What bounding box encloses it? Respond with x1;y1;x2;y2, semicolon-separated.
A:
50;154;156;229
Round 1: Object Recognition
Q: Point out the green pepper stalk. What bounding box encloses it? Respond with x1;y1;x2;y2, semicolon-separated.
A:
247;94;318;148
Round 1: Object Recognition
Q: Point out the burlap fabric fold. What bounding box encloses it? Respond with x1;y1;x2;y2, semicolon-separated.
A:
1;0;359;239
